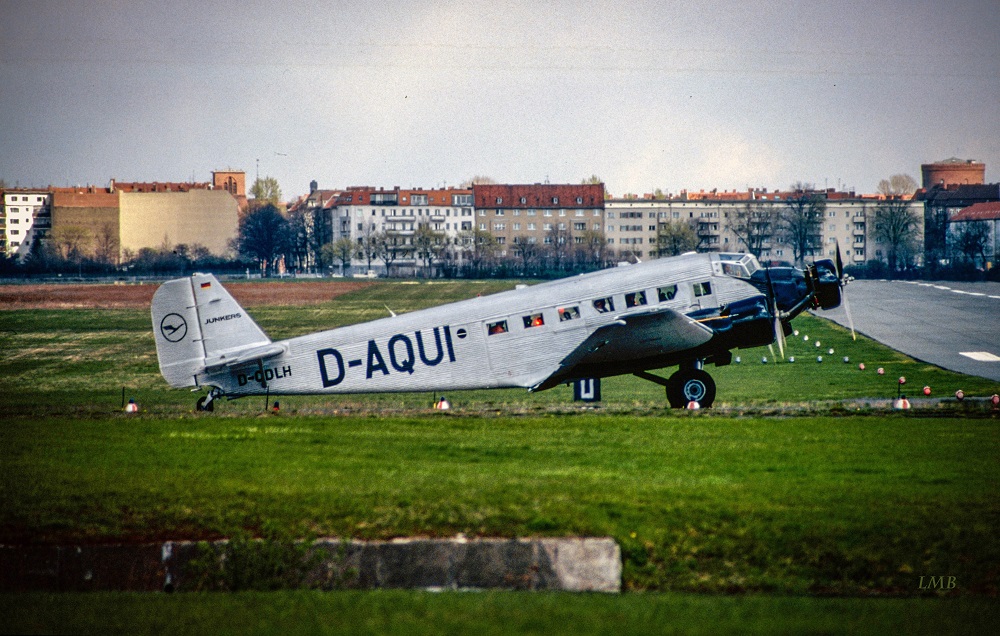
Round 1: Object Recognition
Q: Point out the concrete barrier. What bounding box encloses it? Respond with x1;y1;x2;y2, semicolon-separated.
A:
0;537;620;593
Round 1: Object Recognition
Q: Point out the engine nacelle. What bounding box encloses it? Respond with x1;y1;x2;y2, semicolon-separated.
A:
811;259;841;310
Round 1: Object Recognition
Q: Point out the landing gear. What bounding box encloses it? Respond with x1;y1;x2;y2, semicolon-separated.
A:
634;363;718;409
195;388;223;412
666;368;716;409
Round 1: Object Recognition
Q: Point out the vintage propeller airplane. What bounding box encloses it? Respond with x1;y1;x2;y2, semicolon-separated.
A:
151;250;848;411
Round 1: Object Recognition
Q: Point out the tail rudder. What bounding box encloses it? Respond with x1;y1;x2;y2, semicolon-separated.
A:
152;276;205;388
152;273;271;388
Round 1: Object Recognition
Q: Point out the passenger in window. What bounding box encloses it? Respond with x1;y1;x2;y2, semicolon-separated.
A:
488;321;507;335
523;314;544;328
593;297;614;313
558;306;580;321
625;291;647;307
658;286;677;302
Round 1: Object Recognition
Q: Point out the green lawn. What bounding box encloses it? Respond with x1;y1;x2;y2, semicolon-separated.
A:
2;591;997;636
2;413;998;595
1;279;996;415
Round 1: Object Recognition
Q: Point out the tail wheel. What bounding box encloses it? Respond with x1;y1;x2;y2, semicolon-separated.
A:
666;369;716;408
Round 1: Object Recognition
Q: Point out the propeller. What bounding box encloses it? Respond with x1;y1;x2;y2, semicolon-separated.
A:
834;240;856;341
764;266;786;359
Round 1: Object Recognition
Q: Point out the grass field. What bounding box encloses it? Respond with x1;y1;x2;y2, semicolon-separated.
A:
1;279;998;633
2;591;998;635
2;279;996;415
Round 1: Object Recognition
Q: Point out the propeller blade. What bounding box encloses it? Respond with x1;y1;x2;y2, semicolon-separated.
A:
843;283;857;341
775;315;786;359
834;238;856;340
764;267;785;359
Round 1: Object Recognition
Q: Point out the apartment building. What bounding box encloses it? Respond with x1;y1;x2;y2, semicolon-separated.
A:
330;186;475;274
603;199;667;259
608;188;915;267
470;183;605;258
1;189;51;259
33;171;244;264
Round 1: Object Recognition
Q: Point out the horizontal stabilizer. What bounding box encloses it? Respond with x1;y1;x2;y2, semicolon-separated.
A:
204;343;287;371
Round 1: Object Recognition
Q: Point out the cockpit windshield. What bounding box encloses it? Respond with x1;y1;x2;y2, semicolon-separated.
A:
714;253;761;279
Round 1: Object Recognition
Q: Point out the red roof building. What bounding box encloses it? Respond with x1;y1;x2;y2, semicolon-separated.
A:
950;201;1000;223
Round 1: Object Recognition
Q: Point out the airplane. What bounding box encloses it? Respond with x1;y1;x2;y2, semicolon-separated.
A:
151;250;848;411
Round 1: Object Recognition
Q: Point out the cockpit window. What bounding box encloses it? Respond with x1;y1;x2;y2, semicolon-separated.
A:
558;306;581;321
720;262;745;278
522;313;544;328
487;320;508;335
593;297;614;313
625;291;647;307
716;253;761;278
657;285;677;302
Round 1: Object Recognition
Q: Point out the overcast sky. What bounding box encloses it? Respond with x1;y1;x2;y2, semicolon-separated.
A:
1;0;998;199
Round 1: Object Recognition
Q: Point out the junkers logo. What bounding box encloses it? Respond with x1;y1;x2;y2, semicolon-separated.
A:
205;313;241;325
160;313;188;342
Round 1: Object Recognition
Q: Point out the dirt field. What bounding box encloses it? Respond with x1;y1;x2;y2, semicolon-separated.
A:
0;280;375;309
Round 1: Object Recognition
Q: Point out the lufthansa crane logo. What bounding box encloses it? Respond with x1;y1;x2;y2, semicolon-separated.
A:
160;313;188;343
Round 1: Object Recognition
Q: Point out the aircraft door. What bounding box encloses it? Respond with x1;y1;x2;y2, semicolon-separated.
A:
448;321;496;389
688;279;719;312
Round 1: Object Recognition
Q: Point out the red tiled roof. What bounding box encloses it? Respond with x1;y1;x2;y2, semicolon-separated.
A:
951;201;1000;222
473;183;604;209
51;191;120;208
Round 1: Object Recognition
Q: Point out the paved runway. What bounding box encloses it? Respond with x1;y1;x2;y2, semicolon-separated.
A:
817;280;1000;382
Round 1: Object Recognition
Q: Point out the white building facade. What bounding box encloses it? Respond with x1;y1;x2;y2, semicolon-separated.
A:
2;189;51;260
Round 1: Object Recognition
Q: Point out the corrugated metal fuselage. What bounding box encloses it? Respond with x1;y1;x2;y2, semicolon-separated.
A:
197;253;771;397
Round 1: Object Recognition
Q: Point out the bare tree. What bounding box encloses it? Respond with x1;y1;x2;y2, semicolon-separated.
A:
93;223;119;267
413;222;445;278
52;225;89;262
285;203;328;272
877;174;918;197
456;228;497;276
545;226;572;273
779;184;825;266
726;201;779;259
950;221;991;269
376;228;404;278
357;221;380;274
872;197;920;274
513;235;542;275
576;228;608;269
460;175;497;188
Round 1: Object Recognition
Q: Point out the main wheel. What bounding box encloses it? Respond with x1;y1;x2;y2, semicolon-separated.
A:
196;395;214;412
666;368;716;408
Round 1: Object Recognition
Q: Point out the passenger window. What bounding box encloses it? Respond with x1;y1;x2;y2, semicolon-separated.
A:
487;320;508;335
625;291;647;308
558;306;581;321
657;285;677;302
693;282;712;297
592;297;614;313
522;313;545;328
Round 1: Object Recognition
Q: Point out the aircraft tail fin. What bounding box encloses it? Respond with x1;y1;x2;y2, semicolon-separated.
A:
152;273;271;388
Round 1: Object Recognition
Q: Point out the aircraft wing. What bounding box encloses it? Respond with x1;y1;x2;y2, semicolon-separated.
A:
531;308;714;391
